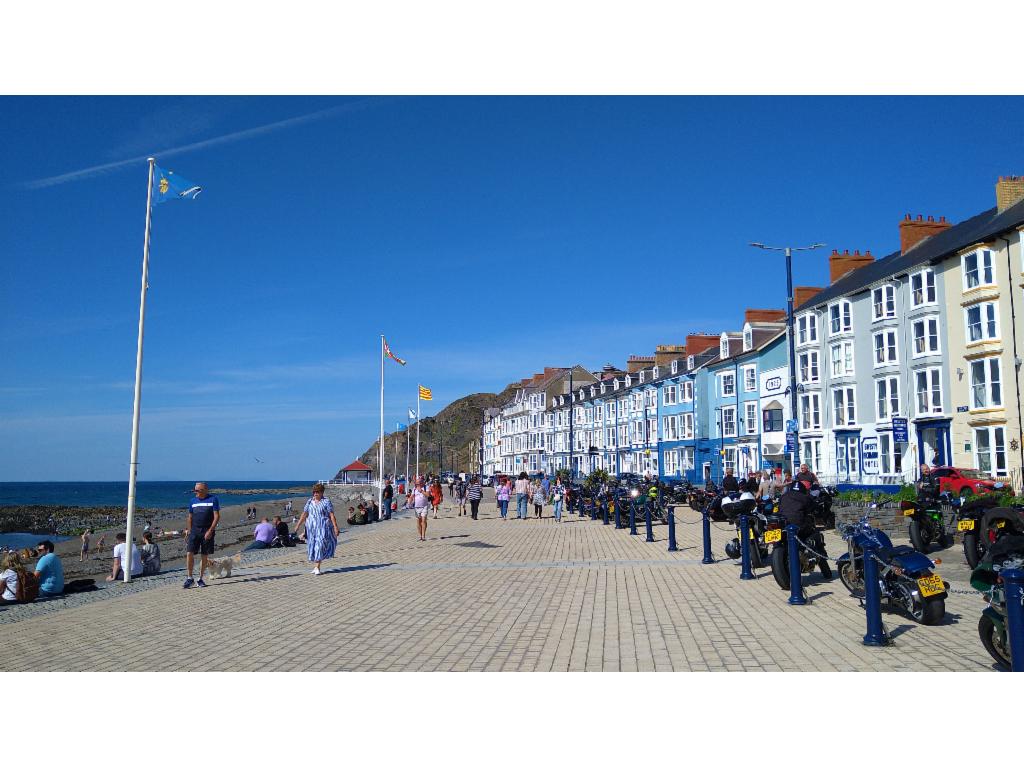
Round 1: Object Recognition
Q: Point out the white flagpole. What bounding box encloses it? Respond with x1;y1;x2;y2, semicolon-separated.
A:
378;335;385;520
405;419;410;483
124;157;156;583
416;393;421;481
393;433;398;479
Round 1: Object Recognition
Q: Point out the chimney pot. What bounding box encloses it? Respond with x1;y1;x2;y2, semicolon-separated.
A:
916;214;923;221
904;214;912;221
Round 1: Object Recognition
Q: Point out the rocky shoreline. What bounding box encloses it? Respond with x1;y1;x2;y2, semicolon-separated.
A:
0;505;172;535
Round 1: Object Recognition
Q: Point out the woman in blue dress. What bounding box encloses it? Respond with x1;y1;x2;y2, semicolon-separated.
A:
293;483;340;575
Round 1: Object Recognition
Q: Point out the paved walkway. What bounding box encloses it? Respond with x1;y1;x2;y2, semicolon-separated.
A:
0;499;997;671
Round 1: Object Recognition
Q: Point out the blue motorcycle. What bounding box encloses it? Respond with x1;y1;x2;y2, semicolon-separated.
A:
837;512;947;625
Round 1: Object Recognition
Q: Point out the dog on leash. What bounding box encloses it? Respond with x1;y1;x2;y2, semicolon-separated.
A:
205;552;242;579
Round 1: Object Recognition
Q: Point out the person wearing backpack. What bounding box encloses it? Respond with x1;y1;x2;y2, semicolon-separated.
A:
1;551;38;604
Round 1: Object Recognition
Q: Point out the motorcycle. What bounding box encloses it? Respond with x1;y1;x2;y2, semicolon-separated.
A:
837;512;947;625
721;492;771;567
902;491;955;553
767;510;832;590
809;483;837;529
953;493;1001;568
969;531;1024;671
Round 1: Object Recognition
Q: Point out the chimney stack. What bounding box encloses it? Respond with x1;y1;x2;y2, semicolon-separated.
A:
626;355;654;373
744;308;786;324
684;334;719;357
793;286;825;309
997;176;1024;213
828;248;875;283
899;213;951;255
655;344;686;367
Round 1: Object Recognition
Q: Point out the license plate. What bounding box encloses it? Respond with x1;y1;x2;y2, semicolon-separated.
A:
609;503;615;513
903;509;915;516
958;519;975;531
764;528;782;544
996;520;1006;529
917;574;945;598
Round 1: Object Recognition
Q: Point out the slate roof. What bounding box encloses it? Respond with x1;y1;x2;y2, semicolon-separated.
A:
797;198;1024;312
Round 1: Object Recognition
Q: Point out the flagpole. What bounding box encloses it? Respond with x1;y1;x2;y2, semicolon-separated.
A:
378;335;385;520
405;419;411;484
393;433;398;479
124;157;156;583
416;392;421;480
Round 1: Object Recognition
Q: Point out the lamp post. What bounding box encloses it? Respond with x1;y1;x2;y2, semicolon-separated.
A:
749;241;825;476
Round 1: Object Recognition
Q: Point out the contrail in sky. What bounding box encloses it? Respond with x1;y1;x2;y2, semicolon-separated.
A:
22;97;392;190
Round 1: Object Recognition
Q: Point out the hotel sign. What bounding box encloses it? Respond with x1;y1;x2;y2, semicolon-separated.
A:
760;366;787;398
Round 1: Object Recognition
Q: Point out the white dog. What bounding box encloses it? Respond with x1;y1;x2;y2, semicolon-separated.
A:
205;552;242;579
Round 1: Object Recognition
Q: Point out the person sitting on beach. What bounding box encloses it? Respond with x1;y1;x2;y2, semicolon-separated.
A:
140;531;161;575
106;532;143;582
33;540;64;597
246;517;277;550
81;529;92;562
1;551;30;605
94;534;106;554
272;516;294;546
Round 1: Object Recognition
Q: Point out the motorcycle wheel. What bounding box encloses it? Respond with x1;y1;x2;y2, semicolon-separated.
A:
909;519;932;553
838;560;865;598
770;545;789;590
963;531;983;569
917;598;945;626
978;614;1012;671
749;540;764;570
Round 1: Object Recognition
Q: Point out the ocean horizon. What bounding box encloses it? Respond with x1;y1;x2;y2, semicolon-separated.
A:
0;481;315;510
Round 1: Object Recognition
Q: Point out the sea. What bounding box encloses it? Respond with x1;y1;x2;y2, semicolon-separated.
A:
0;481;312;548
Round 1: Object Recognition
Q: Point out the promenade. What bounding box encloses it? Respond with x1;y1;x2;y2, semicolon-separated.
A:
0;494;995;672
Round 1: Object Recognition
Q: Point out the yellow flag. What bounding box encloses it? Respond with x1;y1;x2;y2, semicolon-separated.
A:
419;385;432;401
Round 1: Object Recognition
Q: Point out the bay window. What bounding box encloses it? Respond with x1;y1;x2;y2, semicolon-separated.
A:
800;393;821;430
830;341;854;376
801;439;822;474
829;300;853;335
832;386;856;426
963;249;995;290
911;269;936;306
970;358;1003;409
974;426;1007;475
965;301;999;342
872;285;896;320
799;351;819;384
879;434;902;476
873;329;898;366
797;313;817;345
915;367;943;415
912;317;940;356
876;377;900;421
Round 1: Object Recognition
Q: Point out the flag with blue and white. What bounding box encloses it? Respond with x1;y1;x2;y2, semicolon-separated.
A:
153;165;202;205
408;408;416;421
396;422;407;431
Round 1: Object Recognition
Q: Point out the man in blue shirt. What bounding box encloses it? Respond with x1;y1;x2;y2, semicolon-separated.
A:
184;481;220;589
34;540;64;596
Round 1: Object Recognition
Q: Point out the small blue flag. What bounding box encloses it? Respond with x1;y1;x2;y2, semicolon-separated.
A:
153;165;202;205
397;422;408;431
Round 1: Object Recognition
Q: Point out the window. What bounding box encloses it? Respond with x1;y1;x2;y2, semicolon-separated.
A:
797;313;817;345
836;435;859;478
720;333;730;359
671;360;678;375
648;418;657;444
596;405;603;421
745;402;758;435
963;249;995;290
833;386;856;426
800;393;821;430
912;317;940;356
664;449;679;476
872;285;896;320
763;408;783;432
873;330;898;366
721;407;736;437
682;447;695;471
663;415;679;440
663;385;677;405
681;413;694;439
743;365;756;392
652;367;659;380
687;355;694;370
830;341;854;377
799;351;819;384
876;377;900;421
829;300;852;335
911;269;936;306
645;389;656;408
618;400;626;418
971;358;1003;409
915;368;943;415
743;324;753;351
879;434;902;476
625;376;632;387
722;447;737;476
801;439;822;474
721;373;735;397
639;371;645;383
965;301;999;342
681;381;694;401
975;426;1007;475
606;427;615;446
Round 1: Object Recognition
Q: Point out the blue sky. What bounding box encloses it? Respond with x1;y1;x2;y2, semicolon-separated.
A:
2;96;1023;481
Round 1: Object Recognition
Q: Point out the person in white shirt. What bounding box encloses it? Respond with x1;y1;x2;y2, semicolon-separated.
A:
106;532;144;581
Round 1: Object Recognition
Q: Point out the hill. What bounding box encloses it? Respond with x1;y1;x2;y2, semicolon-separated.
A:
343;383;517;479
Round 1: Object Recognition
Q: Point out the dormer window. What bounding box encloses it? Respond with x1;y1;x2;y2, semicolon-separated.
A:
614;380;620;391
639;371;645;383
671;360;678;375
600;383;606;394
687;355;694;370
652;366;659;379
626;375;632;387
590;386;595;397
720;333;729;359
743;323;753;352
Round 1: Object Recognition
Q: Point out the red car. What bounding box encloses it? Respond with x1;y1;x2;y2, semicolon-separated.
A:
930;466;1001;497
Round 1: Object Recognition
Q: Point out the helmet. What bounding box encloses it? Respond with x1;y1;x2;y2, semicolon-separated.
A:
725;538;741;559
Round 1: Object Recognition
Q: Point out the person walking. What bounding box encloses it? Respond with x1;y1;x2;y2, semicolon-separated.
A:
466;475;483;520
496;476;511;520
382;479;394;520
550;476;565;522
292;483;339;576
80;528;92;561
453;476;467;516
429;478;443;519
412;480;431;541
531;478;546;519
183;481;220;589
514;472;530;520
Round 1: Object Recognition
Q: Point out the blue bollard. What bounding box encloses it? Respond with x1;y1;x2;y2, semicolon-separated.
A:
602;500;609;525
614;500;622;529
591;500;598;520
786;523;806;606
645;500;654;542
739;514;754;580
701;506;714;564
1003;568;1024;672
629;500;638;535
667;506;678;552
862;541;888;646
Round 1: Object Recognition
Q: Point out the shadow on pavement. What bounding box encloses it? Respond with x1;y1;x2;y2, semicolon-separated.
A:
322;563;395;575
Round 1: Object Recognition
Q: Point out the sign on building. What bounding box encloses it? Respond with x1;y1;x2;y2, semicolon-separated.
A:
892;418;908;443
862;437;879;474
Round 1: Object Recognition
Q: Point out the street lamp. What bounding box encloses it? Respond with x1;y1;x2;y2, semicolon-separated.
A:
749;241;825;476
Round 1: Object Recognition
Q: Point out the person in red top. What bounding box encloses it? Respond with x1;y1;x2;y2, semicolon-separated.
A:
430;479;443;519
